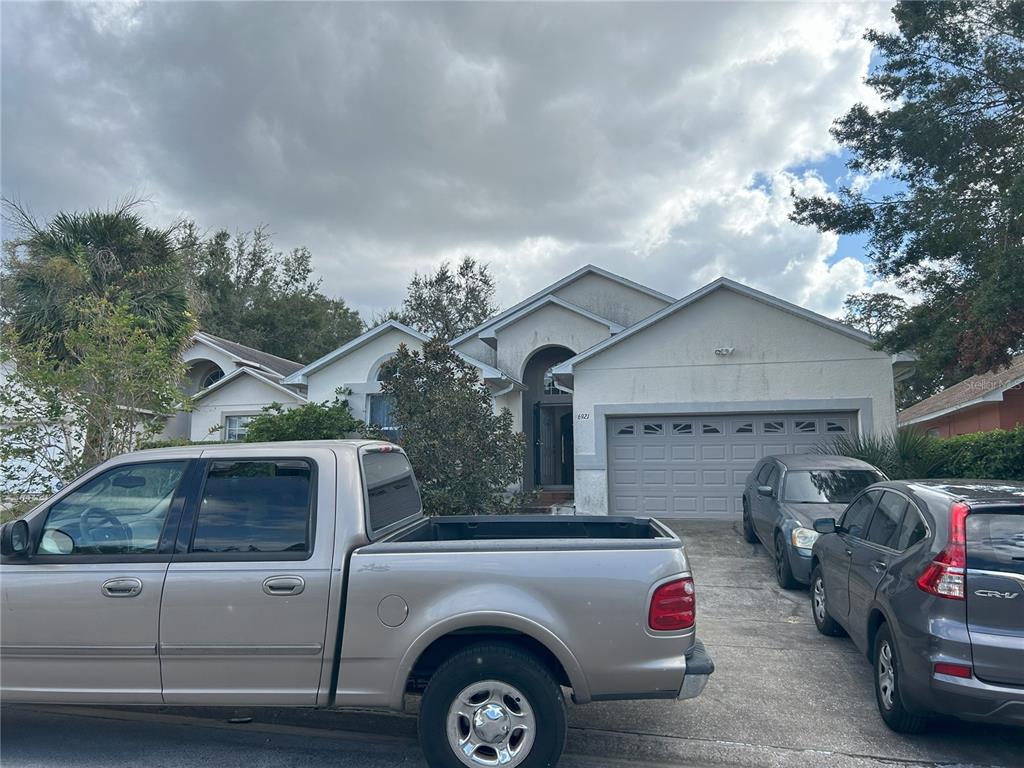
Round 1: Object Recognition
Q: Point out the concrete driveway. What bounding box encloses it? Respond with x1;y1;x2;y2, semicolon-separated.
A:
2;520;1020;768
563;519;1022;767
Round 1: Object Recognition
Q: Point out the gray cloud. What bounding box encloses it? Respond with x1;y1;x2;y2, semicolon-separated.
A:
2;1;895;318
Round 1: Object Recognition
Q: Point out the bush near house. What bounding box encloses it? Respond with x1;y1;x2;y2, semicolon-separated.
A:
817;426;1024;482
243;391;363;443
930;427;1024;482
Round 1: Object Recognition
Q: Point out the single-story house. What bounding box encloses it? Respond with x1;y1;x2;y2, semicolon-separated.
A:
171;265;906;518
898;354;1024;437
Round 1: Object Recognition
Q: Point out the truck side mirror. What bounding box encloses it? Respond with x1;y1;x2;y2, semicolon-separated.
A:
1;520;31;557
813;518;837;535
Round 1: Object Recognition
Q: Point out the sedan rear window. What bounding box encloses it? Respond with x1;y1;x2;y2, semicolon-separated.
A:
783;470;885;504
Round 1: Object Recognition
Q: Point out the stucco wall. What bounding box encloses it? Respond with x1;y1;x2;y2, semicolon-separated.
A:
183;340;238;373
494;302;611;380
305;328;424;420
452;337;497;367
569;289;897;514
554;272;669;328
190;375;304;442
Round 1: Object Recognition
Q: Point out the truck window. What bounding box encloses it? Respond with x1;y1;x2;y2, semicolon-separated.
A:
191;460;313;554
36;461;186;556
362;450;421;535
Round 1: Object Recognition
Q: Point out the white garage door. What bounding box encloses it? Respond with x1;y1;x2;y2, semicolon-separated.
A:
608;412;857;518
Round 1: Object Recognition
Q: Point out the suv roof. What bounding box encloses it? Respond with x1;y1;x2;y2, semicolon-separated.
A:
882;479;1024;506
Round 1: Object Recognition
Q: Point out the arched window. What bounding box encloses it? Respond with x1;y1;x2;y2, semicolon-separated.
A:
201;367;225;389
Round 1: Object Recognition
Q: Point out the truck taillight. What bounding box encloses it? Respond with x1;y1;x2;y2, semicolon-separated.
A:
648;577;695;631
917;501;969;600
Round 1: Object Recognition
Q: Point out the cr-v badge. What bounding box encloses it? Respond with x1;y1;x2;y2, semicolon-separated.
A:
974;589;1019;599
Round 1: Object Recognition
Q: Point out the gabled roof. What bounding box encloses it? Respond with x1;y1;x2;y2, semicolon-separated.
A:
281;320;520;388
191;366;308;404
551;277;877;376
449;264;674;347
899;354;1024;426
282;321;426;385
193;332;303;377
479;295;624;345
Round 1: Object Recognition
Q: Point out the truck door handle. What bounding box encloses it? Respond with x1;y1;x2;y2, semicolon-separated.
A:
101;577;143;598
263;576;305;596
871;560;887;573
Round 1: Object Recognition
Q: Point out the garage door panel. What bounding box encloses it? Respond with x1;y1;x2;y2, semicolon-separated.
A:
608;411;857;519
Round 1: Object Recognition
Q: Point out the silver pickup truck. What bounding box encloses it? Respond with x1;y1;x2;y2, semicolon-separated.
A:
0;440;714;768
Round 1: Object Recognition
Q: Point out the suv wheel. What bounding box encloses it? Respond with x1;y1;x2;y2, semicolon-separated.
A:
810;565;844;636
873;624;929;734
742;499;757;544
419;642;566;768
774;533;799;590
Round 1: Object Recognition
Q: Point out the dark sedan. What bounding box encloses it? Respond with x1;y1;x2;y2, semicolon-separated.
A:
810;480;1024;731
742;455;887;588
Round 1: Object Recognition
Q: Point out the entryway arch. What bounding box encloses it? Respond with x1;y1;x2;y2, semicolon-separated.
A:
521;346;575;490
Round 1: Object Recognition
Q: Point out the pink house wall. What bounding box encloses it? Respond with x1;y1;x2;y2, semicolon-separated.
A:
916;384;1024;437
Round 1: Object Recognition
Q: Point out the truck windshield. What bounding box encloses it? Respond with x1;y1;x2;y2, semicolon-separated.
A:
784;470;884;504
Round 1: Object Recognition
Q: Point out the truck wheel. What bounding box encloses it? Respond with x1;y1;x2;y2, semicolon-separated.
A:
873;623;929;734
741;499;758;544
419;642;566;768
810;566;844;637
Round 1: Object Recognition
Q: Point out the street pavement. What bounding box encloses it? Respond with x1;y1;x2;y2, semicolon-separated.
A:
2;520;1021;768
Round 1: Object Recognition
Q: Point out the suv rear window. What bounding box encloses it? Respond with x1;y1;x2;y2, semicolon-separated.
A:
362;450;421;535
967;509;1024;575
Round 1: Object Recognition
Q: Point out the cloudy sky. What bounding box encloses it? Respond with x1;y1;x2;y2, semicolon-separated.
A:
2;1;902;320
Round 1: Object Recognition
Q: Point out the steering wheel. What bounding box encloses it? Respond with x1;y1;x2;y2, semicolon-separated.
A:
78;507;131;550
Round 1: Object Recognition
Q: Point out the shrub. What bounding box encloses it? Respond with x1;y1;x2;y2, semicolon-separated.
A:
243;390;363;443
930;426;1024;481
816;425;1024;482
378;338;524;515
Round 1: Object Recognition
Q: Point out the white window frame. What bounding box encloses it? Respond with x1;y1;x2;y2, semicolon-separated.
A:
223;413;259;442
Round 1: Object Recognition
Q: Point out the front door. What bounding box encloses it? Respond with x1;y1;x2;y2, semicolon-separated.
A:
159;450;336;705
0;459;191;703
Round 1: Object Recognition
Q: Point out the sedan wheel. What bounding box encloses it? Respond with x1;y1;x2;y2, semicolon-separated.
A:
774;534;798;590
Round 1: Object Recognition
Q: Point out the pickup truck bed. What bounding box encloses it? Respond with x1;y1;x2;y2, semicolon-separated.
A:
378;514;676;545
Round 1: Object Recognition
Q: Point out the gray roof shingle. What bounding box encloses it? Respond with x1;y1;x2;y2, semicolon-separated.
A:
197;332;304;377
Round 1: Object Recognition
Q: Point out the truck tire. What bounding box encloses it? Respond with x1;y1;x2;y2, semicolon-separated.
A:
419;642;566;768
873;623;929;734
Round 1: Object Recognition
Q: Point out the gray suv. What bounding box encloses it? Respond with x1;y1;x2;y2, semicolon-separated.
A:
810;481;1024;731
742;455;886;589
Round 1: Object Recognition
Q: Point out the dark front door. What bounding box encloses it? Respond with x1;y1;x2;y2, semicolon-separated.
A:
559;411;574;485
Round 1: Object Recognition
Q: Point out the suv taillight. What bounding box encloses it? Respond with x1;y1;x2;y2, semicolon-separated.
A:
917;501;969;600
649;577;695;631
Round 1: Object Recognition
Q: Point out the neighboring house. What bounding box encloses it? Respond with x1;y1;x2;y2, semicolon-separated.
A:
169;265;906;518
898;354;1024;437
164;332;306;443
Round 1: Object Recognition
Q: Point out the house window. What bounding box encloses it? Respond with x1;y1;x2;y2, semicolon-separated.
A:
794;420;817;434
826;421;848;433
201;368;225;389
543;369;562;395
734;422;754;434
616;424;635;436
763;420;785;434
224;415;255;442
672;422;693;435
643;423;664;435
368;393;400;439
702;422;722;434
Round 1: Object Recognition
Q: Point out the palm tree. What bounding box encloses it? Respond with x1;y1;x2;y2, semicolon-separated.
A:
2;196;193;359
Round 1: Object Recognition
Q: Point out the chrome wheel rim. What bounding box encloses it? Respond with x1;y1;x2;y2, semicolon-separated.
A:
446;679;535;767
813;578;826;624
878;641;896;711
